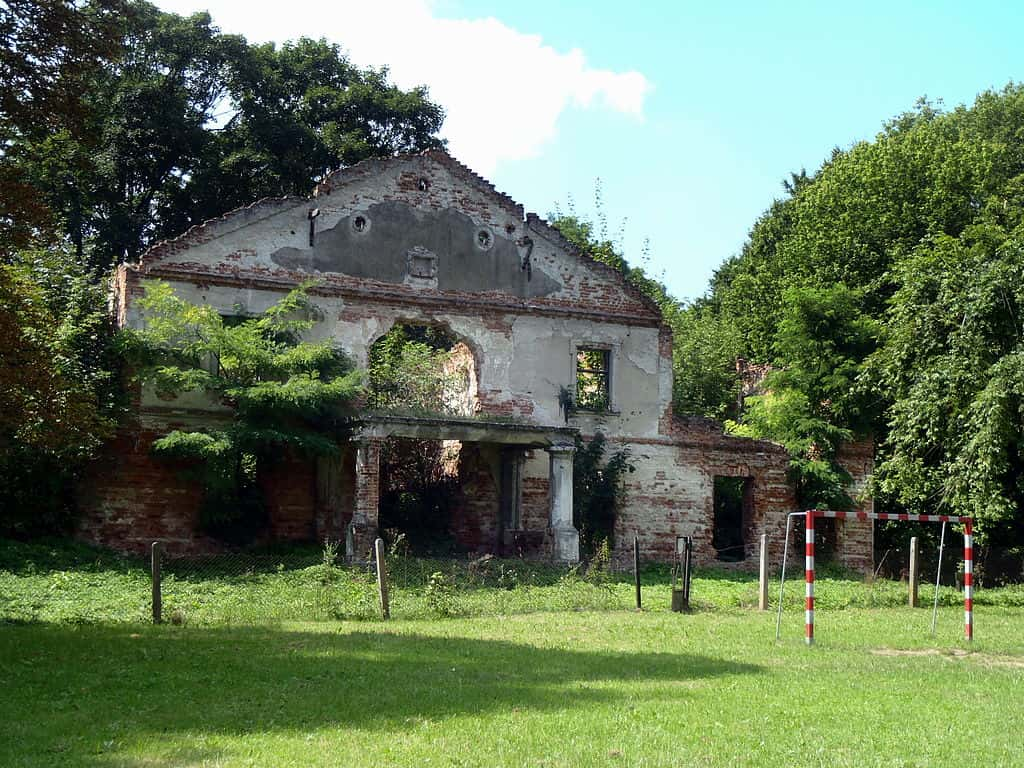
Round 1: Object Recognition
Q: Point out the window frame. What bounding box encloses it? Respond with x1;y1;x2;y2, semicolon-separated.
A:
572;343;614;413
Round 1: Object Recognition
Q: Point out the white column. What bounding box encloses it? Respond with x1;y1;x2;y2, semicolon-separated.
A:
548;443;580;562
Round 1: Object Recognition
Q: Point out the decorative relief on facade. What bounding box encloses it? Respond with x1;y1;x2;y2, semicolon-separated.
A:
404;245;438;287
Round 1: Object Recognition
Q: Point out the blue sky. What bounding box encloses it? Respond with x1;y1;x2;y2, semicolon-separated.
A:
158;0;1023;301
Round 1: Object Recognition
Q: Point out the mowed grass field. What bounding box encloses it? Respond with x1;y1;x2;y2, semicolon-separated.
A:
2;606;1023;767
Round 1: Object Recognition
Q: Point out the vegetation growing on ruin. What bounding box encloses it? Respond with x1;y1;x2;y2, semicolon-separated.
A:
573;432;634;553
119;281;362;541
366;323;471;416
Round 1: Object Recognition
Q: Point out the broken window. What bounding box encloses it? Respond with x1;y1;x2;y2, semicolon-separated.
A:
575;347;610;411
712;476;753;562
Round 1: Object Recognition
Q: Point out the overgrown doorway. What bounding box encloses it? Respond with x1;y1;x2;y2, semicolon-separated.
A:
712;476;753;562
369;322;480;555
378;438;460;555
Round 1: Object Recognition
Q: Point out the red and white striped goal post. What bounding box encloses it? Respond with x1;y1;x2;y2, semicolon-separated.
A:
804;510;974;645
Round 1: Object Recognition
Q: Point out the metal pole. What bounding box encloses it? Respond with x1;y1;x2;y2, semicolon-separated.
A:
931;520;946;635
909;536;920;607
964;519;973;642
682;536;692;611
758;533;769;611
805;511;815;646
775;512;805;641
151;541;162;625
634;536;641;610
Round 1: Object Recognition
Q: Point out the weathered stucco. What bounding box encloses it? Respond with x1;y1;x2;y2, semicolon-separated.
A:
81;150;872;570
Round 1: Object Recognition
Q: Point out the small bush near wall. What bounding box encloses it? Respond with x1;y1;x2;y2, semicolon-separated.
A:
573;432;634;555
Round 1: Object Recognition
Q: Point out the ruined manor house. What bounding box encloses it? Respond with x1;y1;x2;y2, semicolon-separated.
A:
81;151;873;569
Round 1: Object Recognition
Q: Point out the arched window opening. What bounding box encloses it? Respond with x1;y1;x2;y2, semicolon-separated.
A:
367;323;476;416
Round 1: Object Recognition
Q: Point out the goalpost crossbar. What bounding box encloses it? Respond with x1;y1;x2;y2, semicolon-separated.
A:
804;510;973;646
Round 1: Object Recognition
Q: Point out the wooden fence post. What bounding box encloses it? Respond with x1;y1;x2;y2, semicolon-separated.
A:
374;538;390;620
758;533;769;611
634;536;642;610
909;536;920;608
151;541;162;625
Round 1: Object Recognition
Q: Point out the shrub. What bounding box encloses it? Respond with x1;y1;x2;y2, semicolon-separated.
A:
424;571;459;617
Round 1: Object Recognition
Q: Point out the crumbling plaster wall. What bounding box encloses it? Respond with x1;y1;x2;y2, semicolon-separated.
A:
129;278;669;434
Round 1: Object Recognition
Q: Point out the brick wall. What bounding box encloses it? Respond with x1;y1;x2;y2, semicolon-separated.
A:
77;428;207;556
448;442;501;553
259;453;317;542
78;426;333;555
609;422;797;569
834;439;875;571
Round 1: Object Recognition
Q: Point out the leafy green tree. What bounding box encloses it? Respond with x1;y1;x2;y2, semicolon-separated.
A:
5;1;445;271
728;285;879;509
671;305;744;420
0;250;119;533
0;0;127;253
119;281;362;541
696;84;1024;539
868;229;1024;536
771;284;880;432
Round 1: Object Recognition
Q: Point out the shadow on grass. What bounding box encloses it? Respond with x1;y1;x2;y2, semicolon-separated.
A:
0;622;760;766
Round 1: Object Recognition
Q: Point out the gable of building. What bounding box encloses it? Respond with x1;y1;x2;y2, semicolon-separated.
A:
137;151;662;325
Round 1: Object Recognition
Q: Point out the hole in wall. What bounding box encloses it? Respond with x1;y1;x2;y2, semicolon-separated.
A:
418;177;430;192
351;214;370;234
476;229;493;250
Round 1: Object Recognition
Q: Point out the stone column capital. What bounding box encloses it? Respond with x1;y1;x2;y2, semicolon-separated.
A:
548;441;576;456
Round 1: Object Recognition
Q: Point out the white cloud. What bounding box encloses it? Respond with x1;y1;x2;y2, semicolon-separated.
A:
157;0;652;173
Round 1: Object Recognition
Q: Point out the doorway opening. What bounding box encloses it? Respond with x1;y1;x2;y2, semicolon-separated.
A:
713;476;753;562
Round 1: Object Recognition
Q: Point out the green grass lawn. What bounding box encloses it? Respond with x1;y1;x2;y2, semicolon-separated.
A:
1;608;1023;767
2;539;1023;766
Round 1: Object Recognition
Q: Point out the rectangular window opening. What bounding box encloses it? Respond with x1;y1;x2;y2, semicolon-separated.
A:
713;476;753;562
575;347;610;411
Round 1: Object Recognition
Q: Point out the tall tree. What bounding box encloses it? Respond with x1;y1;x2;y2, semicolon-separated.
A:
5;1;446;270
0;0;127;252
703;84;1024;544
0;250;119;533
119;281;363;541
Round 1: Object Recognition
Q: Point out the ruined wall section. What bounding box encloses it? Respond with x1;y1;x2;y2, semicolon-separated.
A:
77;426;208;555
121;151;670;436
122;275;671;440
449;442;501;554
834;439;875;571
602;418;797;569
